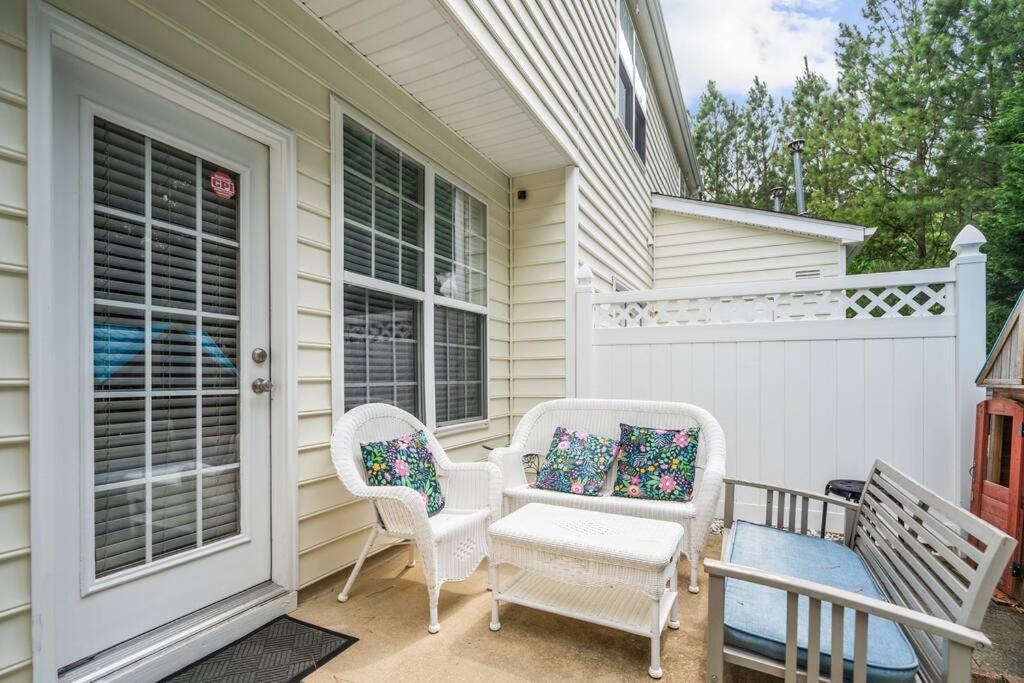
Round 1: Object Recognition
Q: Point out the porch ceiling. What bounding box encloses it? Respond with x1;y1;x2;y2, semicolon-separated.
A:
299;0;570;177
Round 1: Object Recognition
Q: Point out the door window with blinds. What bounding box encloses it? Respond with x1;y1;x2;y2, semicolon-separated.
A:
339;109;488;427
92;117;242;578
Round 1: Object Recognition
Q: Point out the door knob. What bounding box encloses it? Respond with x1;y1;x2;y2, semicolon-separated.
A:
252;347;269;363
252;378;274;394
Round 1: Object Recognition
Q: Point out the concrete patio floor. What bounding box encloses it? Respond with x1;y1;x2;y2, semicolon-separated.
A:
292;533;775;682
292;531;1017;682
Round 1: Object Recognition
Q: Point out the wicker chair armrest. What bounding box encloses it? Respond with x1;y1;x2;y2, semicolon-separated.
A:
488;445;529;489
442;462;503;519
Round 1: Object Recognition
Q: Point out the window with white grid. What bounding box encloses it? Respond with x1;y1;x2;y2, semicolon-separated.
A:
92;117;242;578
338;108;488;428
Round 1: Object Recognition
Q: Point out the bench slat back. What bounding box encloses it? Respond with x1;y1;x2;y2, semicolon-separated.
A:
853;460;1016;680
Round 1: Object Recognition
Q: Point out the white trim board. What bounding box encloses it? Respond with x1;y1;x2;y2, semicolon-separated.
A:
28;2;299;679
651;194;870;245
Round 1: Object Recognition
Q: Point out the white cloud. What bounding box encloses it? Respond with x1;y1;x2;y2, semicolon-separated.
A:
661;0;842;106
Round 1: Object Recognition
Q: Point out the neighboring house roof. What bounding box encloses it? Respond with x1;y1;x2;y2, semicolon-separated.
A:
636;0;701;195
651;194;873;246
977;289;1024;386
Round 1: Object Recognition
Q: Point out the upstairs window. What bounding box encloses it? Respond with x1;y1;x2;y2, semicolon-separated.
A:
617;0;648;164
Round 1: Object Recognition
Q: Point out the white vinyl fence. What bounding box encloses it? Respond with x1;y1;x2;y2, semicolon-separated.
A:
574;226;988;526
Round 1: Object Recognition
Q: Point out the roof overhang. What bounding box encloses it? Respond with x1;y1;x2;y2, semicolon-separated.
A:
652;194;871;245
298;0;574;177
637;0;701;196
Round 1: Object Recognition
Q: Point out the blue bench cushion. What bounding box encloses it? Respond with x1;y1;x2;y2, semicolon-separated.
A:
724;521;919;683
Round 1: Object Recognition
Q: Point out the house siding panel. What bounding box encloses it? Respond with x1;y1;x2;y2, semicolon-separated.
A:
0;0;30;677
17;6;511;660
510;168;567;425
476;0;684;421
653;210;843;287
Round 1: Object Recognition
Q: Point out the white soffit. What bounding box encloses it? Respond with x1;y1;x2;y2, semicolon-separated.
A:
300;0;569;176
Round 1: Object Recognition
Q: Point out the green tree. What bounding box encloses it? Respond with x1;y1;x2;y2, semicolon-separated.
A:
691;81;741;202
983;73;1024;340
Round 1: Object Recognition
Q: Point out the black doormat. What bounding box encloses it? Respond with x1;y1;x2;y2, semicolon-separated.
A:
161;616;357;682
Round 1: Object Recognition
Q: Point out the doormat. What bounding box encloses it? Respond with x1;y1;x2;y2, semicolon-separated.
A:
161;616;357;682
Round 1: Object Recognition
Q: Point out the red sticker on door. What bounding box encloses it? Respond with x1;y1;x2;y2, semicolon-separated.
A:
210;170;236;199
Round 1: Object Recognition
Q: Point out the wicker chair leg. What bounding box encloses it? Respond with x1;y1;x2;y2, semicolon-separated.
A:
688;549;701;594
406;542;416;568
427;585;441;634
338;526;378;603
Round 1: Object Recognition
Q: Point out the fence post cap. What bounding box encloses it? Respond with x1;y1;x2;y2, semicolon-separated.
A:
951;224;986;258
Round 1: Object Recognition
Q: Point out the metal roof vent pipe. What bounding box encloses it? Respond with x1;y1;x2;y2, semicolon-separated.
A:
769;186;785;212
788;138;807;215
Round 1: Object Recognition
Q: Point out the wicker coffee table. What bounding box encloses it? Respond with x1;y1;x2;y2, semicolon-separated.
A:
487;502;684;678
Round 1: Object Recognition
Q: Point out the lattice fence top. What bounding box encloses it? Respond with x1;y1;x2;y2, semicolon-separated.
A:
593;282;954;329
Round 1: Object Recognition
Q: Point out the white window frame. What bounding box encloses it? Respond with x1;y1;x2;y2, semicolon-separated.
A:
330;97;490;433
80;101;256;594
616;0;649;165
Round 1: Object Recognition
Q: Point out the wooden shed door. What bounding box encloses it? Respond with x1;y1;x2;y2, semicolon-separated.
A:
972;397;1024;593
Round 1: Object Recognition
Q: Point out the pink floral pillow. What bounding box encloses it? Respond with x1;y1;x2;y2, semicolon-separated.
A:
612;423;698;502
533;426;617;496
361;431;445;516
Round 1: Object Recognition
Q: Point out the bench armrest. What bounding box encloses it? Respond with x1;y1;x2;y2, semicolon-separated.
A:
704;558;990;650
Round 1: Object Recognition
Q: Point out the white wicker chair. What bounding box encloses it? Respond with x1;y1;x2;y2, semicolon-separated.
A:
329;403;502;633
488;399;727;593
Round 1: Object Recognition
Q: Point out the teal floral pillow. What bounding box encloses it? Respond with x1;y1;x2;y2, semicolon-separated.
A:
533;426;617;495
612;423;698;502
361;431;445;516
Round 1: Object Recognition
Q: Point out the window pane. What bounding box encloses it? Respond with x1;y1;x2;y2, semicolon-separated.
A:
434;179;487;304
342;116;424;290
635;103;647;163
434;306;484;425
619;58;634;140
344;286;420;419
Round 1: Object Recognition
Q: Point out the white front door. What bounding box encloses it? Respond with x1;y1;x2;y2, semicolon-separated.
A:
51;47;273;668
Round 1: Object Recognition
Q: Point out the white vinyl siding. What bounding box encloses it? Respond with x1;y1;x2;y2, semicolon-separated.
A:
653;210;843;287
0;0;29;678
510;168;568;425
44;0;512;595
467;0;684;424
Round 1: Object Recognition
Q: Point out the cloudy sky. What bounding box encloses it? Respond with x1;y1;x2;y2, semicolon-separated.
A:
661;0;865;108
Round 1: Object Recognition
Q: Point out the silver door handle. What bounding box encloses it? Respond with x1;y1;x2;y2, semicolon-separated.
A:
252;378;274;394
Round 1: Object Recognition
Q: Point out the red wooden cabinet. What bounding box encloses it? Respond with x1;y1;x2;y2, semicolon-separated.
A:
971;397;1024;595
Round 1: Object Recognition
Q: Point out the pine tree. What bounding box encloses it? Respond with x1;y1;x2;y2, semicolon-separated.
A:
984;73;1024;340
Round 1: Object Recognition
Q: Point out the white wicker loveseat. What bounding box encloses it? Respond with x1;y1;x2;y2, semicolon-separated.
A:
488;398;727;593
330;403;502;633
706;460;1017;682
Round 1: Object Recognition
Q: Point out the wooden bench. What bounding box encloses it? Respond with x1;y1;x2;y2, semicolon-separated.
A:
706;460;1017;682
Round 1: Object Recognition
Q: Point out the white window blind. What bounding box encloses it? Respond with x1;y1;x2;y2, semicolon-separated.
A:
434;177;487;306
92;117;241;578
343;285;420;417
342;117;425;289
434;306;485;425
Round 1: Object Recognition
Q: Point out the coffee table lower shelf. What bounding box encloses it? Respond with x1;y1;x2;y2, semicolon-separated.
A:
489;569;679;678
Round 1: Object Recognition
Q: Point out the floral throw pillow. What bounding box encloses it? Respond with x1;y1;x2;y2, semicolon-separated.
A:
361;431;445;516
612;423;699;502
533;426;617;496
